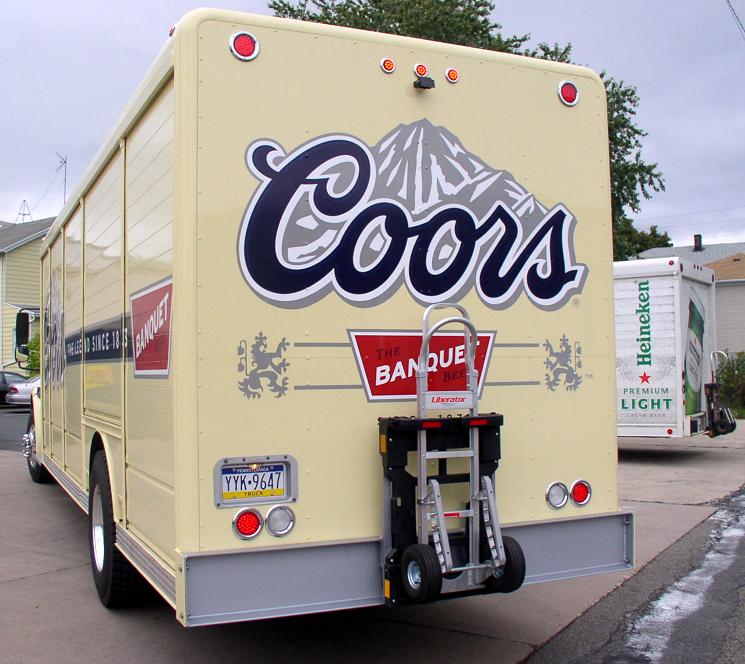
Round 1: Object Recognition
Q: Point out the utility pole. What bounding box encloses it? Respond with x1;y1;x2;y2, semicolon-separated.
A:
16;200;33;223
56;153;68;204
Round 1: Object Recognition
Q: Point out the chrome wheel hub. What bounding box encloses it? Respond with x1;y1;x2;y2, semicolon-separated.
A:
406;560;422;590
91;485;105;572
22;426;35;463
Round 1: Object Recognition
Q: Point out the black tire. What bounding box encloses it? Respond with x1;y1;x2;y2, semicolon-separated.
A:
400;543;442;603
715;419;729;436
485;535;526;594
26;415;52;484
89;451;144;607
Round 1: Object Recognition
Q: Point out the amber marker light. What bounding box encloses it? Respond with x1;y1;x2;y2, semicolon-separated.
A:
414;63;429;77
380;57;396;74
445;67;460;83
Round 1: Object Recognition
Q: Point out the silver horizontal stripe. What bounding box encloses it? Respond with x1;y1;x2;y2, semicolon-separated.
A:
43;453;88;513
293;384;364;391
115;525;176;606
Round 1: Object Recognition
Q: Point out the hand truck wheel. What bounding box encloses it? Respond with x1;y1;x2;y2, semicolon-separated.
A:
400;543;442;603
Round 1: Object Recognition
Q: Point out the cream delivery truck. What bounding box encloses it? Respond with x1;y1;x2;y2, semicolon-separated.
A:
17;9;633;626
614;258;736;438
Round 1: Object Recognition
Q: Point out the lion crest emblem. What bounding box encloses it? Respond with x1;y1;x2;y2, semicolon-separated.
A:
237;332;290;399
543;335;582;391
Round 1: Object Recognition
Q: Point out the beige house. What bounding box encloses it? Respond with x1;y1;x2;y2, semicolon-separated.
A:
0;217;54;369
638;235;745;355
705;253;745;355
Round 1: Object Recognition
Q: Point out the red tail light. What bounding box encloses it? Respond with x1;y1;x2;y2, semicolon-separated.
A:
233;508;263;539
570;480;591;506
229;31;260;61
558;80;579;106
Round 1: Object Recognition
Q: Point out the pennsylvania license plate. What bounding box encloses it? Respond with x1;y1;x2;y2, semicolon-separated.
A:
221;463;286;501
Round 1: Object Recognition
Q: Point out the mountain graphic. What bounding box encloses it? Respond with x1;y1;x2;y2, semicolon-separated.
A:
277;119;550;267
371;118;548;228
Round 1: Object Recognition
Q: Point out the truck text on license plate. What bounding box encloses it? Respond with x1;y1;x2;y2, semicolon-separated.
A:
221;463;285;500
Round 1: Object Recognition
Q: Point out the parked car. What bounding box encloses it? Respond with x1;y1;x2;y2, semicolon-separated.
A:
5;375;40;406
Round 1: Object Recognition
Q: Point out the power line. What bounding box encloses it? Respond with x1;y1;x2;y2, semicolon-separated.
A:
636;203;745;223
638;217;745;230
30;168;61;213
725;0;745;44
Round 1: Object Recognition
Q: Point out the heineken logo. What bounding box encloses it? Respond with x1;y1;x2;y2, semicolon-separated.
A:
636;280;652;368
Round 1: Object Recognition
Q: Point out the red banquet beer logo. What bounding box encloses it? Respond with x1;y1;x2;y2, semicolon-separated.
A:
130;278;173;377
349;330;495;401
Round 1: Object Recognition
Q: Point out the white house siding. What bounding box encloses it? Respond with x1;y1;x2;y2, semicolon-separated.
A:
716;281;745;354
0;254;7;367
2;239;43;368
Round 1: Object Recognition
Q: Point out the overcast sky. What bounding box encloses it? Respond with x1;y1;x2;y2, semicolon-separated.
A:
3;0;745;246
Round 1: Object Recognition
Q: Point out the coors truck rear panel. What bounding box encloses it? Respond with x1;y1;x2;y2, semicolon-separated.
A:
25;9;633;626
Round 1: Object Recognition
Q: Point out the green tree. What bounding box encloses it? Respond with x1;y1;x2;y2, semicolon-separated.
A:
270;0;668;259
718;351;745;417
604;75;668;259
26;331;41;376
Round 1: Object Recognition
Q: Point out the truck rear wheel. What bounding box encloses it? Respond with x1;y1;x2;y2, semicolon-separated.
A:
400;543;442;603
485;535;526;594
25;415;52;484
89;451;143;607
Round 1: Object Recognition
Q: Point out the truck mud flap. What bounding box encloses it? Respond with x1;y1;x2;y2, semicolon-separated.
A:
182;539;383;626
504;511;634;585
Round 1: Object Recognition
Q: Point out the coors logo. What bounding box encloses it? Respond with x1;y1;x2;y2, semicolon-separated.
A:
238;119;586;309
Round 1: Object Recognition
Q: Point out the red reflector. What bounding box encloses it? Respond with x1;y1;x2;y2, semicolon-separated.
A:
230;32;260;61
667;428;673;435
422;421;442;429
558;80;578;106
570;480;591;505
469;418;489;427
234;509;262;539
414;63;429;77
380;57;396;74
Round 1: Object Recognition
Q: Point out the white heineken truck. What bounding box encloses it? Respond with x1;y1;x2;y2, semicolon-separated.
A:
614;258;736;438
17;9;633;626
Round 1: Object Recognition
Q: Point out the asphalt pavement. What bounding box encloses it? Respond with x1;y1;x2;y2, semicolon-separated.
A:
1;420;745;663
0;407;29;451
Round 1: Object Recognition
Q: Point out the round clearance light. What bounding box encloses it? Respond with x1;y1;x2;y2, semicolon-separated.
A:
233;508;263;539
266;505;296;537
380;57;396;74
570;480;592;506
414;63;429;77
558;80;579;106
229;31;260;62
546;481;569;509
445;67;460;84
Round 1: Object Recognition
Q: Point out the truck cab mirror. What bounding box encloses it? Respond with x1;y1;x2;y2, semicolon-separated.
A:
16;311;30;346
15;311;30;367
